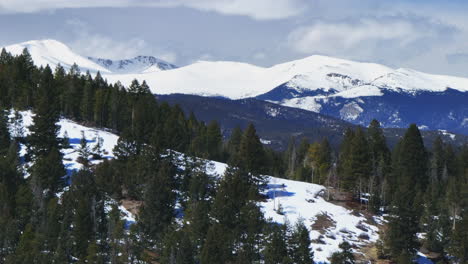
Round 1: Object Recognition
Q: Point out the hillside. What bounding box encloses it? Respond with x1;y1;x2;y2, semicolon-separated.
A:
157;94;468;150
10;110;381;263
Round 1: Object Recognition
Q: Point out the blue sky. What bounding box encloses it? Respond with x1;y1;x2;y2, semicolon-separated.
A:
1;0;468;77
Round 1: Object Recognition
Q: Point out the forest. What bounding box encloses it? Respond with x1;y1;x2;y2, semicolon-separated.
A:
0;48;467;264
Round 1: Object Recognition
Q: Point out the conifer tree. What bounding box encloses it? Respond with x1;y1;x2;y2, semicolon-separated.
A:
385;124;427;260
7;224;39;264
138;161;176;244
263;223;291;264
227;126;243;163
330;241;354;264
367;120;390;211
70;170;95;260
0;110;11;154
289;219;314;264
78;131;91;168
236;123;267;189
200;224;231;264
205;120;223;161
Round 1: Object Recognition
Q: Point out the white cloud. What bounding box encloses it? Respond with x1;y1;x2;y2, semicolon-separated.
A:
287;16;458;65
65;19;177;62
65;19;146;60
157;52;178;64
0;0;306;20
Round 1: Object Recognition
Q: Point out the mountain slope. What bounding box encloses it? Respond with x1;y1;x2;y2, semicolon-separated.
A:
3;39;175;75
88;55;176;74
157;94;468;150
3;39;468;134
4;39;111;73
13;109;382;263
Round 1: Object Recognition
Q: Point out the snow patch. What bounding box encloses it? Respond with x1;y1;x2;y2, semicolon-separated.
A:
339;102;363;121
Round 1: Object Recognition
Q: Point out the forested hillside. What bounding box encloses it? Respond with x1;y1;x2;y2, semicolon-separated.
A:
0;48;467;263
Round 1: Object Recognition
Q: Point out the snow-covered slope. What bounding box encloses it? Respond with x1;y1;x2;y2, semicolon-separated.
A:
14;110;118;174
4;40;111;73
5;39;468;99
193;158;381;263
12;110;381;263
3;40;175;75
88;55;176;74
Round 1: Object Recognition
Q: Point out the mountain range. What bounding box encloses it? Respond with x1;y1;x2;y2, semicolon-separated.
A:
3;39;468;134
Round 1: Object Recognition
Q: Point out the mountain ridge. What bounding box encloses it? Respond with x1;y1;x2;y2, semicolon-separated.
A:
3;39;467;134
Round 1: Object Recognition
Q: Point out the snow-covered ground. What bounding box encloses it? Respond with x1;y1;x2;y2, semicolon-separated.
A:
13;111;119;175
11;110;380;263
204;161;380;263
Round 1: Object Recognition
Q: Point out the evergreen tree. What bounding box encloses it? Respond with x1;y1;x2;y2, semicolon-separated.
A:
289;219;314;264
330;241;355;264
227;126;243;164
138;161;177;244
385;124;427;260
264;223;291;264
205;120;223;161
7;224;39;264
77;131;91;168
70;170;95;260
367;120;390;211
236;123;267;189
0;109;11;154
200;224;231;264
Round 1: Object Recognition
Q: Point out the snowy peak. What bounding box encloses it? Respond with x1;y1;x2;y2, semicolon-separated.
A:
2;39;175;75
3;39;111;73
88;55;177;74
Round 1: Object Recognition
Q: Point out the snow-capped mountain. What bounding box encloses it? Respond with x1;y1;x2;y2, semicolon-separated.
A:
4;39;111;73
88;55;176;74
3;39;468;134
3;39;175;75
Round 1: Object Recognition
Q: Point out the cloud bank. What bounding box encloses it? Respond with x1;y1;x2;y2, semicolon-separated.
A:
0;0;306;20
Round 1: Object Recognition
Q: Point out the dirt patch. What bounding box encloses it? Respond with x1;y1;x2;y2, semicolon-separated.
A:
311;213;336;234
121;199;142;216
328;188;354;201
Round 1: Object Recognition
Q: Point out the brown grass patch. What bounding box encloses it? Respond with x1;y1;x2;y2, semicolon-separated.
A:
311;213;336;234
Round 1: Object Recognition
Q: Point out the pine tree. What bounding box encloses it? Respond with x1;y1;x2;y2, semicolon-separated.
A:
264;223;291;264
0;109;11;154
138;161;176;244
161;228;195;264
72;176;95;259
236;123;267;189
337;128;355;190
289;219;314;264
7;224;40;264
27;65;65;204
205;120;223;161
237;196;265;263
200;224;231;264
367;120;390;212
77;131;91;168
330;241;355;264
108;204;126;264
227;126;243;164
385;124;427;260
